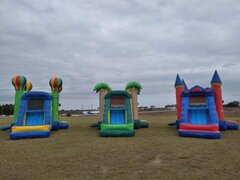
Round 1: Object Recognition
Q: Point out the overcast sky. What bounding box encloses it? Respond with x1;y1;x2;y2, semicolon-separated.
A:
1;0;240;109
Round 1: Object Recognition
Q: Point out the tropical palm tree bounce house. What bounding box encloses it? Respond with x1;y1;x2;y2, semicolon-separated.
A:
91;82;149;137
1;76;68;140
169;71;238;139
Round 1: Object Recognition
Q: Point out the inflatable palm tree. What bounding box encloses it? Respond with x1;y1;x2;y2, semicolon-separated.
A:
93;83;112;118
125;81;142;120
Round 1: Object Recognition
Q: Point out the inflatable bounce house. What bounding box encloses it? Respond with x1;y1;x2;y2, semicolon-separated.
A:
1;76;68;140
91;82;148;137
169;71;238;139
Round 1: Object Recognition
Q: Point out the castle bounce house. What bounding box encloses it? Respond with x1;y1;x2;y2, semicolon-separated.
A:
91;82;148;137
2;76;68;140
170;71;238;139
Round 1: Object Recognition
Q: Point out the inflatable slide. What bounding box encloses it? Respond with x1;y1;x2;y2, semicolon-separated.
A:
91;82;148;137
2;76;68;140
10;92;52;139
170;71;238;139
100;91;134;137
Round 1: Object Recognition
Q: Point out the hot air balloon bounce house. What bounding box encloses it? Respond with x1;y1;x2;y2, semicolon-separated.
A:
170;71;238;139
91;82;148;137
2;76;68;140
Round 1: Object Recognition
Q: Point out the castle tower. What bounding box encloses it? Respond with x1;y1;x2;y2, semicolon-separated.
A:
175;74;184;120
182;79;188;90
211;70;224;120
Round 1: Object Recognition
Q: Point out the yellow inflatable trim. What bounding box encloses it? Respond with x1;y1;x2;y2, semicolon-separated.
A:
108;111;110;124
12;125;50;132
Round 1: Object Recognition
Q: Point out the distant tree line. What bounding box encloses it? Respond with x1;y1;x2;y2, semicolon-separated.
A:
0;101;238;116
224;101;240;107
0;104;14;116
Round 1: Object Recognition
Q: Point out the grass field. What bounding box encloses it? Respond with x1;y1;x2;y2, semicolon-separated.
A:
0;113;240;180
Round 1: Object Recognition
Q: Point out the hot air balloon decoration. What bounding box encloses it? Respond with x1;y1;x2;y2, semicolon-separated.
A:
25;81;33;92
12;75;27;91
49;77;62;92
58;86;63;93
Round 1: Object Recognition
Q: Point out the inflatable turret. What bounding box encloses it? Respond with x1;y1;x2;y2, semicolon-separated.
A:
211;70;224;120
174;74;184;120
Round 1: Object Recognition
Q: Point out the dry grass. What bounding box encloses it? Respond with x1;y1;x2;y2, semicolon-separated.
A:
0;113;240;180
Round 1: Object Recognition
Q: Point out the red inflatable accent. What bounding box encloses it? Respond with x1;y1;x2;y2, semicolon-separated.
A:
176;86;184;120
180;124;219;131
179;129;220;133
212;85;224;120
191;87;203;92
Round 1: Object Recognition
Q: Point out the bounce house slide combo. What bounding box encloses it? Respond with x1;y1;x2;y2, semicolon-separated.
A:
1;76;68;140
169;71;238;139
101;90;134;137
91;82;148;137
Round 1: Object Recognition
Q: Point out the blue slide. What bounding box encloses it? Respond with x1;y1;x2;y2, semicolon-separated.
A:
189;109;208;125
26;111;44;126
110;110;125;124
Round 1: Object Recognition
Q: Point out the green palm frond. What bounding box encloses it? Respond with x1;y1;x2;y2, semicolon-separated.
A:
93;83;112;93
125;81;142;94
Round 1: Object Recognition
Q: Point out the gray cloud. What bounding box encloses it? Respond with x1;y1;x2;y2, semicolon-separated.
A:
1;0;240;109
